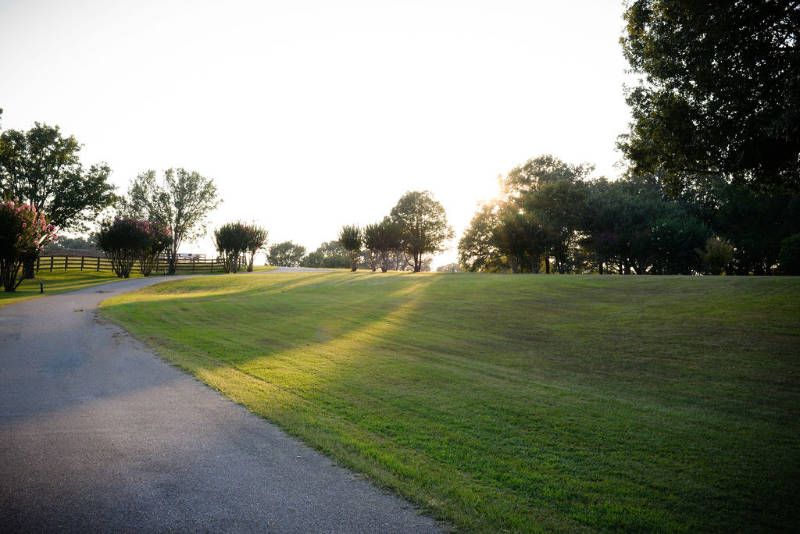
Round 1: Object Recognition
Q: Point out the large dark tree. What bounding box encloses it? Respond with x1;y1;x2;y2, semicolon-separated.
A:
619;1;800;192
0;123;114;230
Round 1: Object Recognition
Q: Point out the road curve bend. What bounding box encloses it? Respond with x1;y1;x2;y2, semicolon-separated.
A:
0;273;441;533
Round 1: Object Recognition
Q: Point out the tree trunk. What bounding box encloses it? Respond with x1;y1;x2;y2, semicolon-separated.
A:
22;253;37;279
544;256;550;274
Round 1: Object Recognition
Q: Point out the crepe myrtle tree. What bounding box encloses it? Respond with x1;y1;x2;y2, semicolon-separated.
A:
391;191;453;272
0;200;56;292
138;221;172;276
214;222;267;273
244;224;268;272
338;225;362;272
96;218;152;279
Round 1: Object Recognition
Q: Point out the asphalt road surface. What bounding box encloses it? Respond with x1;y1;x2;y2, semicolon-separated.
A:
0;272;441;533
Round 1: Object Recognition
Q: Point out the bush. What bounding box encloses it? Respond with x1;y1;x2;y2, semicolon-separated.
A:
700;236;734;275
139;222;172;276
0;201;56;291
97;218;152;278
779;234;800;275
214;222;268;273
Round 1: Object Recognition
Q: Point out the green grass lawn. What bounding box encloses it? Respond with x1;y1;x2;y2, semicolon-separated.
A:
100;272;800;532
0;269;141;308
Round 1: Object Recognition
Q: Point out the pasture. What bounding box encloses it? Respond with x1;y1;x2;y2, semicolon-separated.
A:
100;272;800;532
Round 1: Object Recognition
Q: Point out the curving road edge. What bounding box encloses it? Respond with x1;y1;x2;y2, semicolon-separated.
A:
0;272;442;533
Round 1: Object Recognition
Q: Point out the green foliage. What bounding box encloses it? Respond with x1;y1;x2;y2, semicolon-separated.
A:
0;123;114;231
391;191;453;272
338;225;362;272
700;237;735;275
779;234;800;275
96;218;153;278
619;1;800;191
0;201;56;291
103;273;800;532
138;221;172;276
214;222;267;273
267;241;306;267
301;241;350;269
124;169;219;274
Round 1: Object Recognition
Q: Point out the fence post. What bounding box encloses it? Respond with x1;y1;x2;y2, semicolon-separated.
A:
80;256;85;271
64;256;68;271
97;257;101;272
50;256;54;272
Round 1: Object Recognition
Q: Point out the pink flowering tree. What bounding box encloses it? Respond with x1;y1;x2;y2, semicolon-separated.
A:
0;201;57;292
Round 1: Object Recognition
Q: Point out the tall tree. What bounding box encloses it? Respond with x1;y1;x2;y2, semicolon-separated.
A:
338;225;363;272
391;191;453;272
0;123;114;230
619;1;800;192
125;168;219;274
0;123;114;276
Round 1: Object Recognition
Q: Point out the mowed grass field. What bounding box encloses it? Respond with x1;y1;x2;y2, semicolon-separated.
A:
0;269;140;308
100;272;800;532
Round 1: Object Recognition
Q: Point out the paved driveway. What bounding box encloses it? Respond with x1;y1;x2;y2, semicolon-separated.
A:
0;273;440;532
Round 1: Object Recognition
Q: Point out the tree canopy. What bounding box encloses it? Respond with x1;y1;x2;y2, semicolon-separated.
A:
124;168;219;274
391;191;453;272
0;123;115;230
267;241;306;267
619;1;800;192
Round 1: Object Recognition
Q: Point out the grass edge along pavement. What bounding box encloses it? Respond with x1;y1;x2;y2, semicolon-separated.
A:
99;271;800;532
0;270;145;308
0;264;277;309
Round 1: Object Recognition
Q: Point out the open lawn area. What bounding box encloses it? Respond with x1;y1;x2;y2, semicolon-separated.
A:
0;270;142;308
100;272;800;532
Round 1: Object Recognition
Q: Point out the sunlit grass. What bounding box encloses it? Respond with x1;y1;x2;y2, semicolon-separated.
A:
100;272;800;532
0;269;142;308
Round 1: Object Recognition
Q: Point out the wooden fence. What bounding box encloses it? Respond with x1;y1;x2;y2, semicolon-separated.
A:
35;255;230;275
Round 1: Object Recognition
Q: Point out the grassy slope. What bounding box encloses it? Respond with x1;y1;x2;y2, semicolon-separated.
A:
100;272;800;532
0;270;140;308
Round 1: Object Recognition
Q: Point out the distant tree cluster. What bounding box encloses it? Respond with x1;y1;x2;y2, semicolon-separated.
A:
323;191;452;273
267;241;306;267
459;156;800;275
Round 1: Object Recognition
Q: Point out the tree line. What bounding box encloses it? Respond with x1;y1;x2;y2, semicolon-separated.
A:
458;155;800;275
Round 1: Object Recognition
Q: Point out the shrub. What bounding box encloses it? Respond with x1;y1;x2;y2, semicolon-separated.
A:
96;218;151;278
700;236;735;275
214;222;248;273
214;222;267;273
138;221;172;276
0;201;56;291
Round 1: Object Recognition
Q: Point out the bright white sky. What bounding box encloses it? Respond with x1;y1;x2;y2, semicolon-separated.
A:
0;0;631;266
